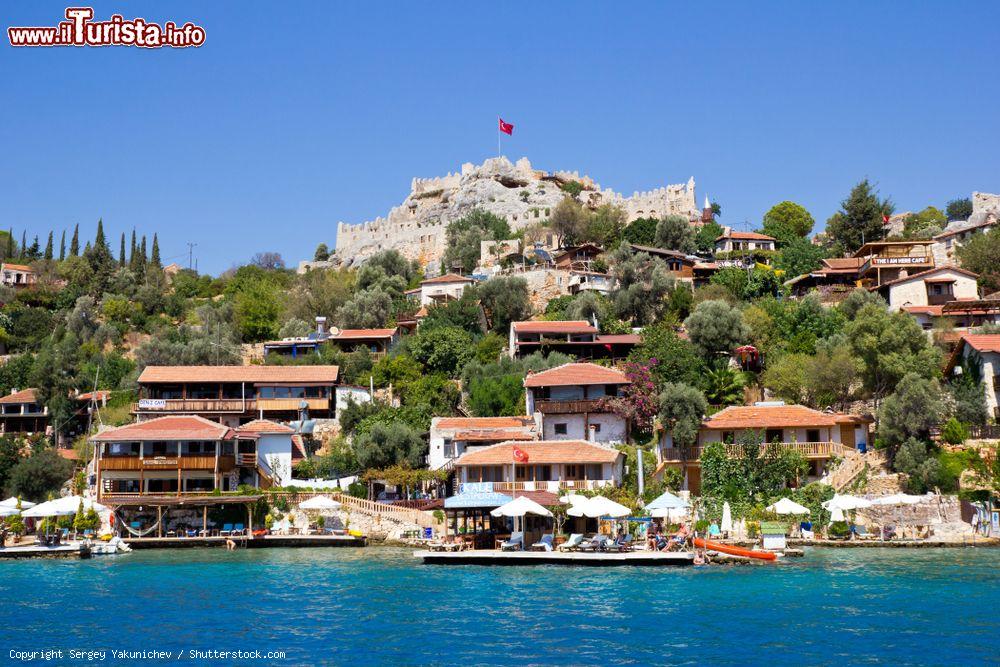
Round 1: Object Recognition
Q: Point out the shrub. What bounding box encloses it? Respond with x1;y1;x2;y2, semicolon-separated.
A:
939;417;969;446
828;521;850;538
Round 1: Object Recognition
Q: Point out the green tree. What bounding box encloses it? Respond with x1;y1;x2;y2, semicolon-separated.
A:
762;201;815;244
775;237;828;277
150;234;161;269
69;224;80;256
623;217;657;246
549;197;588;247
902;206;947;239
653;215;696;254
684;300;749;358
609;245;676;325
0;436;22;495
945;198;973;221
336;287;393;329
825;179;894;254
118;233;126;266
628;322;705;390
441;209;510;274
5;449;74;501
582;204;627;247
893;437;942;494
58;230;65;261
710;266;783;301
234;283;283;341
314;243;330;261
406;326;474;375
838;288;886;320
702;361;744;406
277;317;311;339
878;373;948;448
694;220;723;253
473;276;531;334
44;232;54;261
467;375;525;417
956;227;1000;294
658;383;708;481
352;421;425;470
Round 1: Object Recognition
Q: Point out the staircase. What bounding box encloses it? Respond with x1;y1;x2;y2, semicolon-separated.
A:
826;450;886;492
332;493;439;529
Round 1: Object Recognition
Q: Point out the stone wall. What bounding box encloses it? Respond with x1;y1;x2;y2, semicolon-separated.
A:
330;157;699;271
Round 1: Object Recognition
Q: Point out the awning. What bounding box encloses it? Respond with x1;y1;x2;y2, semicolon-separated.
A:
444;491;512;510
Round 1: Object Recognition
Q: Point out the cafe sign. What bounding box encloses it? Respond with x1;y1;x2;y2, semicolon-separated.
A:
138;399;167;409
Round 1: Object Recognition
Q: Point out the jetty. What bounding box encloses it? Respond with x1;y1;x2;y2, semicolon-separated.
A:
124;534;365;550
414;549;694;566
0;543;92;559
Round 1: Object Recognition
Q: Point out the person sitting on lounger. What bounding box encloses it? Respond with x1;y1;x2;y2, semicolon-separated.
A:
647;524;662;550
668;523;689;551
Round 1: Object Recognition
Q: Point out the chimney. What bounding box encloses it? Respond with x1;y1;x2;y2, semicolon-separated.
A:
315;316;327;336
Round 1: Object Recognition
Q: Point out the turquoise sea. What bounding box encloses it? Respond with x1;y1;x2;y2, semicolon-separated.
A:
2;547;998;666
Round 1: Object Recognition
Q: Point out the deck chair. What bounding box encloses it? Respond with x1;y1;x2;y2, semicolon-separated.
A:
219;524;233;537
578;534;607;552
530;534;554;552
500;532;523;551
557;534;584;551
233;523;245;536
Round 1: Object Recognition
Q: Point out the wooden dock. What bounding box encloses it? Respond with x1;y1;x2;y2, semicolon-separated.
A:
414;549;694;566
124;534;365;549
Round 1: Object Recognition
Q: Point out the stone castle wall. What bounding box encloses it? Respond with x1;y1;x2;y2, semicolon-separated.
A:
331;157;698;270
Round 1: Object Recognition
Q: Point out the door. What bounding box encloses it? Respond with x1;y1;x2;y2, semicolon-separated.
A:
840;426;856;451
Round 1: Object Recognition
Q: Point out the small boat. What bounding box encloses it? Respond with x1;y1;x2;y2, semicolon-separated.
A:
693;538;777;561
87;537;132;555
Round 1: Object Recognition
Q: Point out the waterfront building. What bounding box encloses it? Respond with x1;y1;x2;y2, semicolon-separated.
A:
452;439;624;492
946;334;1000;420
133;365;339;426
508;320;639;361
654;402;873;493
428;416;538;471
524;362;630;444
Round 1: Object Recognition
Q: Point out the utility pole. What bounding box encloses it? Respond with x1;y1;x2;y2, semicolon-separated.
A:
187;242;197;270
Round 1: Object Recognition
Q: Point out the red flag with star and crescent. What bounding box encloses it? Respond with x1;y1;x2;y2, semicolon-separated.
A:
498;117;514;135
512;446;529;463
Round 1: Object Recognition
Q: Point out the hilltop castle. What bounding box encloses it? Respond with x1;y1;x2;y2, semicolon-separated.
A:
327;157;699;270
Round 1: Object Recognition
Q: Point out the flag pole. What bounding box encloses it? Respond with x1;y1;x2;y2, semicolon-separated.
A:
497;116;501;159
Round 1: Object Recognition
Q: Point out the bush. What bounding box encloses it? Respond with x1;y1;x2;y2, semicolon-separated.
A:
939;417;969;445
828;521;850;538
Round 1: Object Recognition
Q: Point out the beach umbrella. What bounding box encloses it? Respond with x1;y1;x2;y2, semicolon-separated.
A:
490;496;552;518
868;493;924;506
830;507;846;522
0;497;35;509
298;496;342;511
567;495;629;519
821;494;872;511
766;498;811;515
0;506;21;517
22;496;108;518
650;507;688;519
721;502;733;534
646;491;690;511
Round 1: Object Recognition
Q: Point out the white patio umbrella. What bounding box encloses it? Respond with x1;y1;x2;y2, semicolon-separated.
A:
646;491;690;511
821;494;873;512
298;496;342;511
830;507;846;522
567;495;629;519
0;496;35;509
720;502;733;534
22;496;107;518
0;506;21;517
766;498;811;515
869;493;925;506
490;496;552;518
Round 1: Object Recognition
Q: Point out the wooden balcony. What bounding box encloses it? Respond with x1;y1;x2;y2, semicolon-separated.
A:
470;480;612;493
659;441;854;463
132;399;254;414
534;399;607;414
860;254;933;275
99;455;236;471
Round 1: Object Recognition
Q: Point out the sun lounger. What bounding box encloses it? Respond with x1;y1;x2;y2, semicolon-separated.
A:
232;523;245;536
578;534;608;552
531;534;554;552
801;529;815;540
219;524;233;537
500;532;523;551
606;534;633;552
557;533;584;551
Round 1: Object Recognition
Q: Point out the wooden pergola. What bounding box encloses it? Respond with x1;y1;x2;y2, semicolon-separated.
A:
102;494;262;538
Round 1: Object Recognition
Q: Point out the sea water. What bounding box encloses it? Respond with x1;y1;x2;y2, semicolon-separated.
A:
1;547;997;666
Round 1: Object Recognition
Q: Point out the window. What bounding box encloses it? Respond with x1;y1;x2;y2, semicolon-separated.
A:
806;429;821;443
721;431;735;444
186;478;215;492
554;423;568;435
765;429;783;443
442;439;455;459
591;423;602;433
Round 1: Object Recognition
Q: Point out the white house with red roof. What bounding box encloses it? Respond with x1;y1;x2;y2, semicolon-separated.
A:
873;266;980;310
418;273;474;306
946;334;1000;421
428;416;537;471
453;439;624;492
0;263;37;288
91;415;295;498
655;402;873;493
524;362;630;444
714;230;776;253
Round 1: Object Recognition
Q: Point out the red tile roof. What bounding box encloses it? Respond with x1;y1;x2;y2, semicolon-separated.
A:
77;390;111;402
595;334;642;345
1;263;34;272
962;334;1000;354
290;434;307;461
57;448;80;461
0;389;38;405
454;430;537;442
902;305;944;316
703;404;871;429
524;362;629;388
455;440;622;466
420;273;473;285
435;416;535;430
92;415;233;442
512;320;598;334
717;231;776;242
329;328;397;340
138;365;339;383
235;419;295;435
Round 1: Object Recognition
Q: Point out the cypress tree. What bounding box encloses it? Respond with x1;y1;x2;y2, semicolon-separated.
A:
129;229;137;265
140;236;148;263
20;231;26;259
94;218;107;250
151;234;161;268
70;224;80;256
28;236;40;259
59;230;66;261
84;241;91;254
6;229;13;260
44;232;53;261
119;233;126;266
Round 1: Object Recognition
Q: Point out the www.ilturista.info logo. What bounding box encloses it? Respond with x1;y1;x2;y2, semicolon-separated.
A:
8;7;205;48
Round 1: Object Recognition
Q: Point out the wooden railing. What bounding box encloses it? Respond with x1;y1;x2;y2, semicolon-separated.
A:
534;399;607;414
256;398;330;412
100;455;236;471
132;399;253;413
332;493;437;528
485;480;611;493
659;442;855;462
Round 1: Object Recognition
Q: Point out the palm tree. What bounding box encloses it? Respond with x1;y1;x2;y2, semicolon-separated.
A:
704;362;744;406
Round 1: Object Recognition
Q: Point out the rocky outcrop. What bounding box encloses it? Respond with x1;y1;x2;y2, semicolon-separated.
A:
327;157;698;271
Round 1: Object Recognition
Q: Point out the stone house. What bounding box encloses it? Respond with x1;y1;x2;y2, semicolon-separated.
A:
428;416;537;471
946;334;1000;421
524;362;630;445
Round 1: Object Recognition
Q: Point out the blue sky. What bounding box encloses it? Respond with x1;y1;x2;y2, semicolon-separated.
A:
3;1;998;274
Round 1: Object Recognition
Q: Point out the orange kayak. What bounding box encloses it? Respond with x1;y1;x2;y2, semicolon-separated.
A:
694;538;777;561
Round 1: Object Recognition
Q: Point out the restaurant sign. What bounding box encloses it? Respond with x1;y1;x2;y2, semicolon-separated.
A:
138;398;167;409
143;458;178;466
871;256;928;266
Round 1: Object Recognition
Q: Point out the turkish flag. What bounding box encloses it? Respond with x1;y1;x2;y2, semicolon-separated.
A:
498;117;514;135
512;446;529;463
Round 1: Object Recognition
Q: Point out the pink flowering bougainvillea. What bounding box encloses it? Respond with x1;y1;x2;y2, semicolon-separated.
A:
598;359;659;433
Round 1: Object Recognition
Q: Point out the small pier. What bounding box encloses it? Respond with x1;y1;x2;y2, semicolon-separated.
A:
414;549;694;566
124;534;365;550
0;544;91;559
